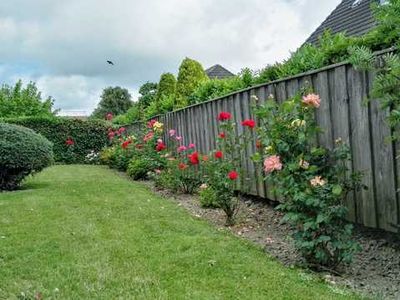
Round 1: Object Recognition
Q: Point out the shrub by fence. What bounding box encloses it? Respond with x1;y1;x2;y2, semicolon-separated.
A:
2;117;110;164
139;59;399;233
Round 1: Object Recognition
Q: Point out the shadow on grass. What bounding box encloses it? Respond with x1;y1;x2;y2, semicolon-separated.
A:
0;182;51;194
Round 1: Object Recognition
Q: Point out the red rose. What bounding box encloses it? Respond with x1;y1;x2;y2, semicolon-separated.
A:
218;132;226;138
156;142;167;152
241;119;256;128
118;127;126;134
188;152;199;165
228;171;238;180
121;140;131;149
218;112;231;121
65;138;74;146
215;151;223;159
178;162;188;170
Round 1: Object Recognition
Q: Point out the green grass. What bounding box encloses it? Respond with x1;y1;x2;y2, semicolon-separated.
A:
0;165;360;299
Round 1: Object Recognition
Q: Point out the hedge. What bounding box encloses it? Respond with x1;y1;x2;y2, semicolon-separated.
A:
2;117;111;164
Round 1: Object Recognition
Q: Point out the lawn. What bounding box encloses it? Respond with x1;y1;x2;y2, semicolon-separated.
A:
0;165;360;299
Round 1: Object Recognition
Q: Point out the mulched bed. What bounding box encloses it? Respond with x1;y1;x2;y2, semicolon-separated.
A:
142;181;400;300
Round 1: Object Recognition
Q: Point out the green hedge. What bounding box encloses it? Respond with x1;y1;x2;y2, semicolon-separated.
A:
2;117;111;164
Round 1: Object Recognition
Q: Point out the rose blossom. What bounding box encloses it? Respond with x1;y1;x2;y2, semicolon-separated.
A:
228;171;238;180
215;151;223;159
310;176;326;187
188;143;196;149
241;119;256;128
302;93;321;108
65;138;75;146
264;155;283;173
177;145;187;152
218;132;226;139
188;152;199;165
169;129;176;137
179;162;188;170
299;159;309;169
218;112;231;121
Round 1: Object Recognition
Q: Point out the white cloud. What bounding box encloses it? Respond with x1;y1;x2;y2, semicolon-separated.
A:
0;0;341;113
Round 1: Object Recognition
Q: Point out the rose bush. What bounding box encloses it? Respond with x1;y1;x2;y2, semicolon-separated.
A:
202;111;254;225
254;92;364;267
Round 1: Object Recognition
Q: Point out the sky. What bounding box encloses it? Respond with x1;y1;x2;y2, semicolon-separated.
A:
0;0;341;115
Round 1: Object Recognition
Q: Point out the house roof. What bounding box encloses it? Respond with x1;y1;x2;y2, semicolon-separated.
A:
205;64;235;79
305;0;378;45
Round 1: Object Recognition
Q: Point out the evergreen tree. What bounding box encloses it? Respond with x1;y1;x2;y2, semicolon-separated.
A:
175;58;207;108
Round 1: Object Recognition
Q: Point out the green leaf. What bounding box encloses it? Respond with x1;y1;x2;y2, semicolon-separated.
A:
332;185;342;196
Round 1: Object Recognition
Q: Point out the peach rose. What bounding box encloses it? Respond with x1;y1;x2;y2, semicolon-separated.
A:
302;93;321;108
264;155;283;173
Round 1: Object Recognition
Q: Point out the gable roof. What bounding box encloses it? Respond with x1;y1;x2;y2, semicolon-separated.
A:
205;64;235;79
306;0;377;45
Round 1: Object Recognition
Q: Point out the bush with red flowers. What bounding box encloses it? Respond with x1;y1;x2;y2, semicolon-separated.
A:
3;117;111;164
202;111;254;225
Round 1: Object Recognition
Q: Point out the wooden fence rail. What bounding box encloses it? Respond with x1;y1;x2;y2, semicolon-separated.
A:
130;61;399;233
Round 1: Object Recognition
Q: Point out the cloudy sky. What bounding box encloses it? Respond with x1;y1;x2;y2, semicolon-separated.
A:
0;0;341;115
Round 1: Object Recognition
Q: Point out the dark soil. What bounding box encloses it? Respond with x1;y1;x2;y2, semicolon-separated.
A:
142;181;400;300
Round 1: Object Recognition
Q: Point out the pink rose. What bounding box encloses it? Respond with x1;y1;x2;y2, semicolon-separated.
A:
176;136;183;142
188;143;195;149
177;145;187;152
264;155;283;173
302;93;321;108
169;129;176;137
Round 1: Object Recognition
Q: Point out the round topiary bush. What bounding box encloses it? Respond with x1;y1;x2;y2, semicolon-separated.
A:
0;123;54;191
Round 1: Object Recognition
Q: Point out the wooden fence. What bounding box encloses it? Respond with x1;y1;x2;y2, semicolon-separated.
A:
132;60;399;233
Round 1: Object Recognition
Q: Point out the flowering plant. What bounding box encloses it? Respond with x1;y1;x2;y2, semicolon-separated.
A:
202;111;254;225
254;92;364;267
154;131;204;194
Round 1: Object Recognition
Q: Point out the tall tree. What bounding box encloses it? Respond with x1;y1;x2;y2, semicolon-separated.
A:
175;58;207;108
138;82;158;108
92;86;133;119
0;80;56;118
154;73;176;114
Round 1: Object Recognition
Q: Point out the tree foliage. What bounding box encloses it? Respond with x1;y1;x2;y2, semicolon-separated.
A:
138;82;158;109
175;58;207;108
92;86;133;119
0;80;56;118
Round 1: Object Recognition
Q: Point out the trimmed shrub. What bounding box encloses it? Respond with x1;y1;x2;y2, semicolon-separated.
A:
0;123;53;190
2;117;111;164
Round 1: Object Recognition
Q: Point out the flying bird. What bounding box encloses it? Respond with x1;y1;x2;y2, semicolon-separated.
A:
107;60;114;65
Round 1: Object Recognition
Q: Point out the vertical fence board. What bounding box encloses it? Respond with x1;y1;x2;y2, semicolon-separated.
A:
348;67;376;225
314;71;334;149
369;72;397;230
254;87;266;198
330;65;356;222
